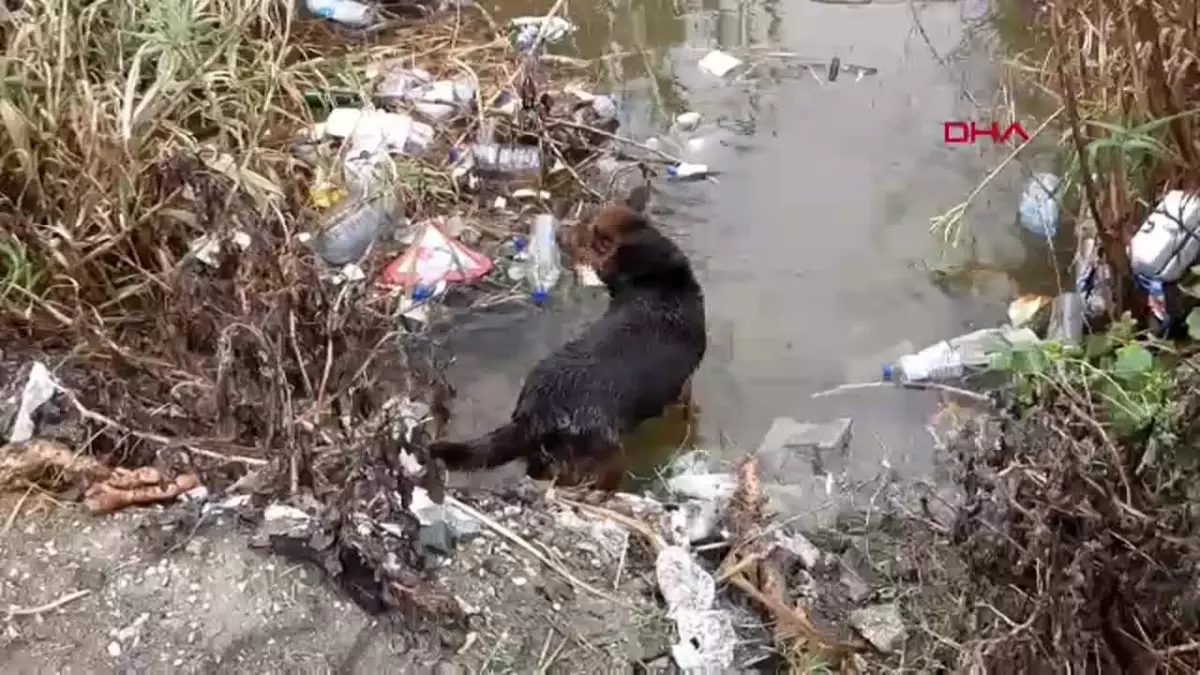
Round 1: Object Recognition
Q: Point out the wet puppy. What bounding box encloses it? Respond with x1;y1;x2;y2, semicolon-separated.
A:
428;186;707;489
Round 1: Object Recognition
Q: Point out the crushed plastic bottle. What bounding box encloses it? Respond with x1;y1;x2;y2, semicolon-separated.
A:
1017;172;1061;239
527;214;562;304
312;156;401;266
305;0;378;27
882;327;1041;384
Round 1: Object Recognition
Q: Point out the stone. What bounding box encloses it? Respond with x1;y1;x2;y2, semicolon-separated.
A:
849;603;906;653
774;531;821;570
755;417;852;481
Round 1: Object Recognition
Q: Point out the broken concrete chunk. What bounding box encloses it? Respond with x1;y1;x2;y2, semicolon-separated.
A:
849;602;906;653
754;416;852;480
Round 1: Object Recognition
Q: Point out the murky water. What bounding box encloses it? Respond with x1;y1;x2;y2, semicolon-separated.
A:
441;0;1063;487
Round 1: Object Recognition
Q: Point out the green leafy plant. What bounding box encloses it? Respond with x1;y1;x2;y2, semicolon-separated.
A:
990;315;1175;438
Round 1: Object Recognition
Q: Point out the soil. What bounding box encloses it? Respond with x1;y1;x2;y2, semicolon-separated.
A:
0;478;680;674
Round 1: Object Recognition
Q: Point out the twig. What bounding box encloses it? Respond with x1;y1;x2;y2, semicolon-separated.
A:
6;589;92;618
548;118;685;165
65;390;267;466
812;379;992;403
2;486;33;536
445;495;631;606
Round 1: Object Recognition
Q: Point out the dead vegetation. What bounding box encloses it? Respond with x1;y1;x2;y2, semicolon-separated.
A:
0;0;631;623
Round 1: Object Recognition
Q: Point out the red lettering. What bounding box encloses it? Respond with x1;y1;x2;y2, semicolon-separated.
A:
943;121;1032;144
970;122;999;143
943;122;969;144
998;122;1030;143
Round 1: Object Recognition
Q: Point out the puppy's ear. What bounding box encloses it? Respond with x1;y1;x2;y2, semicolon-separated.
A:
624;184;651;214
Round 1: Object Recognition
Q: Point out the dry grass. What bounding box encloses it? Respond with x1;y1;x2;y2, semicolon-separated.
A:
1009;0;1200;311
0;0;626;620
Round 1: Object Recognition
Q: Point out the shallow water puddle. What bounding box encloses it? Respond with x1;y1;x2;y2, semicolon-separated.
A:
443;0;1060;493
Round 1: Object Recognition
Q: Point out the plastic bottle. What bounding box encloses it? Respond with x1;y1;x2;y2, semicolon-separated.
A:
526;214;562;304
305;0;377;27
462;143;542;176
882;327;1041;384
313;156;400;266
667;162;709;180
1128;190;1200;281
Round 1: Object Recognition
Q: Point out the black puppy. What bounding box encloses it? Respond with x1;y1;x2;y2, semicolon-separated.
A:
428;187;707;489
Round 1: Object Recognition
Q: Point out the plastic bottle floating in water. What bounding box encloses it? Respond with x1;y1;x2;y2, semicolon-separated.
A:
882;327;1041;384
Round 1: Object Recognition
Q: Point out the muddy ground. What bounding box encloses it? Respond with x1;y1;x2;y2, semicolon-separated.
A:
4;458;783;674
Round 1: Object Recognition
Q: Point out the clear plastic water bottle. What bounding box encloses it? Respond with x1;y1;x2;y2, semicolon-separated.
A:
882;327;1041;384
460;143;542;176
527;214;562;304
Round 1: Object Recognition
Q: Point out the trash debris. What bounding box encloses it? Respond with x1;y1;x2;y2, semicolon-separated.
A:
672;111;702;133
698;49;744;78
1047;291;1084;345
1006;294;1051;331
375;67;477;121
655;545;737;670
380;219;493;298
882;326;1041;384
666;162;709;181
1074;216;1114;319
525;213;563;303
510;16;577;52
320;108;435;159
5;361;59;444
1017;172;1061;239
313;164;402;266
1128;189;1200;281
456;142;542;178
305;0;379;28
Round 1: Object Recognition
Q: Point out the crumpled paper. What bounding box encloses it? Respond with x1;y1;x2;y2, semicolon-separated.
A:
655;545;736;672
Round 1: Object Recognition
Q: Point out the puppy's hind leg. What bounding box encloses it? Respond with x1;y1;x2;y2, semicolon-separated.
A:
560;429;625;492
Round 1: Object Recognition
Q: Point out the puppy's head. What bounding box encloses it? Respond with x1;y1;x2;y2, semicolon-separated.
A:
572;184;651;275
573;185;696;294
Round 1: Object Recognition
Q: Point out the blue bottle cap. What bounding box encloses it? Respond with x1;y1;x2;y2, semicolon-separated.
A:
666;164;679;177
448;147;460;163
881;363;895;381
512;235;527;252
532;288;549;304
413;284;432;301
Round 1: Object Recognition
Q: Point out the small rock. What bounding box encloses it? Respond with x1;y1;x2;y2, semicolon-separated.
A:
107;641;121;658
839;570;870;603
774;531;821;569
433;662;464;675
849;603;906;653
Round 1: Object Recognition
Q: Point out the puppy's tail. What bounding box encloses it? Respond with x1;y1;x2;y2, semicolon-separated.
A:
427;422;529;470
